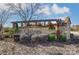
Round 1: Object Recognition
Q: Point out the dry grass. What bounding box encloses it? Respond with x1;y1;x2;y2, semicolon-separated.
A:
0;38;79;55
0;29;79;55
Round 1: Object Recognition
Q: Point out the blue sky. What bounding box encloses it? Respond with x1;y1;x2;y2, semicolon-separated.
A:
4;3;79;27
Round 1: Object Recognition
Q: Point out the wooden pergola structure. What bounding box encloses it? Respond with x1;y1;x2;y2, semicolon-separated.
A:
11;19;61;28
11;18;71;40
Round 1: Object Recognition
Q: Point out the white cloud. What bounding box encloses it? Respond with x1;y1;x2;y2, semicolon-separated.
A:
36;6;51;15
0;3;31;11
51;4;70;14
0;3;70;16
0;4;9;10
36;4;70;15
58;16;66;20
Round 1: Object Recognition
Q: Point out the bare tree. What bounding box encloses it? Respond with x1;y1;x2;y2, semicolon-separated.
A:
7;3;40;23
0;6;12;39
6;3;41;43
0;9;10;29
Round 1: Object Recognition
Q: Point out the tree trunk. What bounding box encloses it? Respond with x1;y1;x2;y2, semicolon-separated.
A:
0;24;4;40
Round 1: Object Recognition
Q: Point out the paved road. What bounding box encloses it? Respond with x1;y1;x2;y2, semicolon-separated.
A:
71;31;79;36
71;31;79;39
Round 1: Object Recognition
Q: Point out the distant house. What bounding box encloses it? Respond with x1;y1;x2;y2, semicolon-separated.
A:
76;25;79;31
71;24;79;31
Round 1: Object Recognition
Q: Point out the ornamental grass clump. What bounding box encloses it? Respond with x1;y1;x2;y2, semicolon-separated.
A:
59;35;66;42
48;34;56;41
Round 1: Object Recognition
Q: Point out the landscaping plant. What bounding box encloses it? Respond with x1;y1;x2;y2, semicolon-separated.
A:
59;35;66;42
48;34;56;41
3;27;20;38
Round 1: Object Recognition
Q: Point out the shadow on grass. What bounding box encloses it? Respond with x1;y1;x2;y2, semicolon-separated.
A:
14;33;79;47
18;35;53;47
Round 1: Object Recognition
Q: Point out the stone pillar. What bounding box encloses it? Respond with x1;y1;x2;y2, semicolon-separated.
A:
66;23;70;40
65;17;71;40
21;23;23;28
24;23;27;27
12;23;15;28
60;26;65;35
35;22;37;26
27;22;30;26
13;23;18;28
44;21;46;26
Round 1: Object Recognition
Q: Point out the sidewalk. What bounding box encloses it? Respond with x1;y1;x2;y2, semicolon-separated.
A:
71;31;79;36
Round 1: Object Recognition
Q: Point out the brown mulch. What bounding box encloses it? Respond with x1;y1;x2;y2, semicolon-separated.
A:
0;38;79;55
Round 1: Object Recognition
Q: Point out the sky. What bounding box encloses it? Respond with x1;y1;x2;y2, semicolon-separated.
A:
0;3;79;27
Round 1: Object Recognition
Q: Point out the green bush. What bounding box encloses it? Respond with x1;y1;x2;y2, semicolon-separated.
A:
14;28;19;33
48;34;56;41
71;28;74;31
59;35;66;42
9;28;16;34
3;28;14;37
3;27;19;37
9;28;20;34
